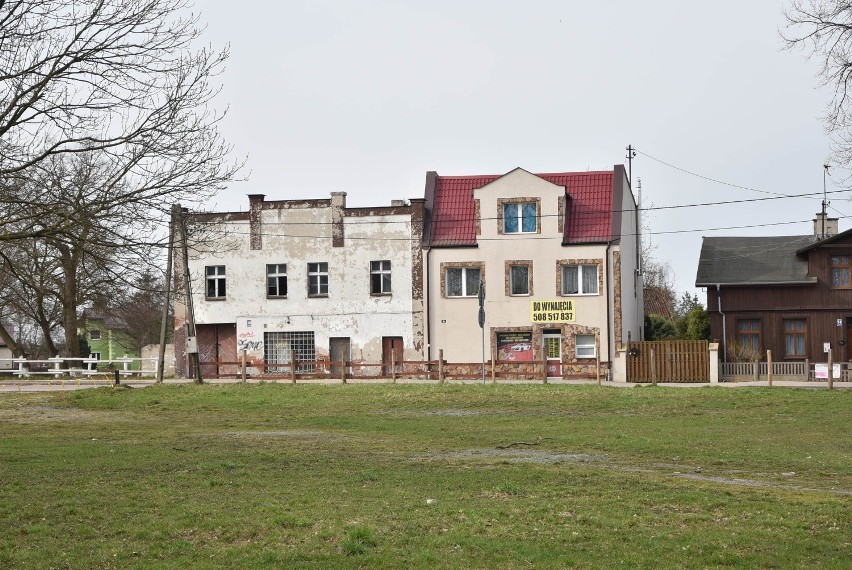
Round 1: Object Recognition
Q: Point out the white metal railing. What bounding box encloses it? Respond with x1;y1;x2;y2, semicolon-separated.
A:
0;356;159;378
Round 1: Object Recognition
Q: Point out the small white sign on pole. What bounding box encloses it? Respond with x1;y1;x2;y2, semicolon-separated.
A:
814;363;841;379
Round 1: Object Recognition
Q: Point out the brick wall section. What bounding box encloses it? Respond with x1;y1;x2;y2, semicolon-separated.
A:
613;250;623;350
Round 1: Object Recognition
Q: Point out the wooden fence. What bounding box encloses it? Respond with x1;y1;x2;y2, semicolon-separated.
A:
626;340;710;383
720;360;850;382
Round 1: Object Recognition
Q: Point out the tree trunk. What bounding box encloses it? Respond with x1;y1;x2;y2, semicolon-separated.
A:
58;248;81;359
37;318;59;357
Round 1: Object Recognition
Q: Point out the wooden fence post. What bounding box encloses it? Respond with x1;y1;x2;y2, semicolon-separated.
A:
828;348;834;390
290;343;297;384
542;352;548;385
341;359;347;384
650;349;657;386
752;358;759;383
438;349;444;384
491;347;496;384
767;350;772;387
804;358;810;381
241;349;247;383
392;353;397;384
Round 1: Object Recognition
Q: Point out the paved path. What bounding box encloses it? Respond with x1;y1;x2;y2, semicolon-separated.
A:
0;377;849;393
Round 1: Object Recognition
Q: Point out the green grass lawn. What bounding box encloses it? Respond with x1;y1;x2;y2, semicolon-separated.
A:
0;384;849;569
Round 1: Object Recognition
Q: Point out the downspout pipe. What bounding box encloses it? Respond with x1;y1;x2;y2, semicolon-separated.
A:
605;241;613;378
716;284;726;363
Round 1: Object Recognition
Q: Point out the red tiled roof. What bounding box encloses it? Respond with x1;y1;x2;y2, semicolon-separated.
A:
428;170;615;247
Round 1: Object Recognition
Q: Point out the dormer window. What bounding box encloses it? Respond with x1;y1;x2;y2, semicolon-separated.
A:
503;202;537;234
831;255;851;288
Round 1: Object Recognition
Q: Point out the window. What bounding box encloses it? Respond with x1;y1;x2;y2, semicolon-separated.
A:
576;334;596;358
206;265;226;299
736;319;761;352
446;266;481;297
90;330;101;341
264;331;316;373
308;262;328;296
831;256;851;288
510;265;530;296
370;260;392;294
561;264;598;295
267;264;287;297
503;202;537;234
784;319;807;358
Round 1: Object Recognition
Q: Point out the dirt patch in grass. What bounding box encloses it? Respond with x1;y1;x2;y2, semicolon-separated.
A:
419;448;602;464
0;405;126;423
223;429;345;441
418;448;852;495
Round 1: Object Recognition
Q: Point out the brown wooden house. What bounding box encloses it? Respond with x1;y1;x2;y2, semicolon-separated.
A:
696;215;852;363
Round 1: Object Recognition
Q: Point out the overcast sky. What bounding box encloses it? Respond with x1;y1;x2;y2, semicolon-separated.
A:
199;0;840;299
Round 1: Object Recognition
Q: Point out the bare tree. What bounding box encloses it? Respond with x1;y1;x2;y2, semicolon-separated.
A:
783;1;852;166
0;240;64;357
0;0;242;241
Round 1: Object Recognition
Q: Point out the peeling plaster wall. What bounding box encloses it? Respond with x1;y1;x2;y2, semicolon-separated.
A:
178;197;424;377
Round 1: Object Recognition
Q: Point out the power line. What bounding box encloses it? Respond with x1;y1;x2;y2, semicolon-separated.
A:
188;188;849;228
194;218;813;242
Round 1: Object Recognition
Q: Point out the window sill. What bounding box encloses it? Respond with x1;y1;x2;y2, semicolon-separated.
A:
205;297;226;301
307;294;329;298
561;293;599;297
445;296;477;299
509;293;531;297
267;295;288;300
370;292;392;297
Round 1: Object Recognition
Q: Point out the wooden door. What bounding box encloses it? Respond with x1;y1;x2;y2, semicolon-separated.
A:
382;336;403;376
330;337;350;376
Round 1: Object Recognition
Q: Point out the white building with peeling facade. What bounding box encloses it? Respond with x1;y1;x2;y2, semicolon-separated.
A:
174;192;426;378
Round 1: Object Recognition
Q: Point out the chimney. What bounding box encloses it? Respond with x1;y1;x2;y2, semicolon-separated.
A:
814;212;839;239
248;194;265;250
331;192;346;247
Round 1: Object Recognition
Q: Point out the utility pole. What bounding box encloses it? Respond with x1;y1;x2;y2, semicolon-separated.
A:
479;279;486;384
821;164;830;239
178;206;203;384
626;144;636;189
156;207;176;383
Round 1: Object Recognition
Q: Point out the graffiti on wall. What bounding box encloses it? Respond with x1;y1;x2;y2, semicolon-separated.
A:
237;330;263;352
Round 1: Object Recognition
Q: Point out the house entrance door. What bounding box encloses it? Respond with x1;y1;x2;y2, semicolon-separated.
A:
543;332;562;379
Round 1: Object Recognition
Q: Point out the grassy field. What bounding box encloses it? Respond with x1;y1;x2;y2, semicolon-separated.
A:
0;384;849;569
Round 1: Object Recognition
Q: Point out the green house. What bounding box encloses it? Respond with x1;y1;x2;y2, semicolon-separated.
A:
80;309;140;370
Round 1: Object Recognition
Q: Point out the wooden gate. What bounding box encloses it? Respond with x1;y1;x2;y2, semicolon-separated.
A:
626;340;709;383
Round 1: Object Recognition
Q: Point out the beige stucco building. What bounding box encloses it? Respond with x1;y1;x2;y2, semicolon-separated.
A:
423;167;643;379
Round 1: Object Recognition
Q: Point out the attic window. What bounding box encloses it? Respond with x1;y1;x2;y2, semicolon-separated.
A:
90;330;101;340
498;198;541;235
831;256;851;288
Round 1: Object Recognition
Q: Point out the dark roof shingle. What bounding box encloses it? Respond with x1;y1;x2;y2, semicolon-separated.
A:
695;235;818;286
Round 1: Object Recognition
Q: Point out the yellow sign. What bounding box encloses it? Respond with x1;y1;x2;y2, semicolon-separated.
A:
531;299;575;323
